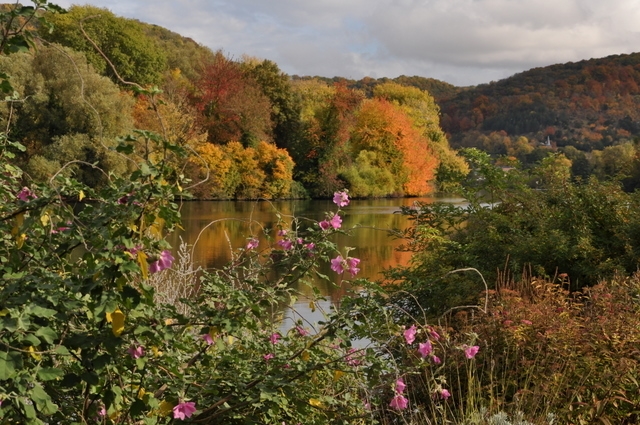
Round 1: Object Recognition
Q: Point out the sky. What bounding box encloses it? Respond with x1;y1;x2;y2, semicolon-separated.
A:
52;0;640;87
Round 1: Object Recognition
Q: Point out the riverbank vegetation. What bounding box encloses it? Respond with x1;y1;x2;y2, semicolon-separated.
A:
3;2;640;424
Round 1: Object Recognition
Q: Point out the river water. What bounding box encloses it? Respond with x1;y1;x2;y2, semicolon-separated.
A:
167;196;462;329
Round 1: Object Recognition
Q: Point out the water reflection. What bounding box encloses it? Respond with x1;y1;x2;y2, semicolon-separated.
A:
167;196;463;328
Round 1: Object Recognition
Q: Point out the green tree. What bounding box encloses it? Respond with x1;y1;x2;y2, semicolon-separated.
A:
0;44;133;185
42;5;166;85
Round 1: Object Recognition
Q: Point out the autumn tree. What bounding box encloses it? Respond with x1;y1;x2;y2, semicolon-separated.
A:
191;52;273;147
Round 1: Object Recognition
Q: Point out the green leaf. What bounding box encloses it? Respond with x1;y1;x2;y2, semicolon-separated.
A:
31;384;58;415
28;305;57;318
35;327;57;344
37;367;64;381
0;350;23;380
22;334;40;346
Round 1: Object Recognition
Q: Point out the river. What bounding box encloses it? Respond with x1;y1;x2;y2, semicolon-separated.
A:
166;196;462;329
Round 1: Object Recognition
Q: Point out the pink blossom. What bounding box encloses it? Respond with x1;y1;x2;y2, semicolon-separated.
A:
173;401;196;420
521;319;533;325
319;220;331;230
464;345;480;359
418;340;432;358
263;353;274;361
404;325;417;345
149;250;174;274
98;405;106;417
346;257;360;277
389;394;409;410
296;238;304;244
304;243;315;251
333;191;350;207
431;355;441;364
440;389;451;400
429;327;441;341
295;326;309;336
17;187;37;201
278;229;287;236
201;334;214;345
329;214;342;229
246;238;259;250
127;345;145;359
395;378;406;394
270;333;281;344
345;348;362;366
331;255;345;274
277;239;293;250
51;226;70;234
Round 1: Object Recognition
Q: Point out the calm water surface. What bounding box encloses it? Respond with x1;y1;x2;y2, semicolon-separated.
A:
167;196;462;328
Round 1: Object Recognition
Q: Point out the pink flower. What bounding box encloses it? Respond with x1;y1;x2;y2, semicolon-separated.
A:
270;333;281;344
395;378;406;394
429;327;441;341
295;326;309;336
277;239;293;250
521;319;533;325
127;345;145;359
333;191;350;207
304;243;315;251
464;345;480;359
296;238;304;244
331;255;345;274
278;229;287;236
404;325;417;345
246;238;259;250
389;394;408;410
319;220;331;230
345;348;362;366
17;187;37;201
346;257;360;277
173;401;196;420
431;355;441;364
418;340;432;358
149;250;174;274
98;405;106;417
201;334;214;345
329;214;342;229
263;353;274;361
440;389;451;400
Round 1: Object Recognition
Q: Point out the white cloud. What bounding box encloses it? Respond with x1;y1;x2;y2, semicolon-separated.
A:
51;0;640;86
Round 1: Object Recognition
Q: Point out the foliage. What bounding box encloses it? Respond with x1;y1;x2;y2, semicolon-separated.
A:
387;148;640;315
0;44;134;186
42;5;167;85
466;276;640;424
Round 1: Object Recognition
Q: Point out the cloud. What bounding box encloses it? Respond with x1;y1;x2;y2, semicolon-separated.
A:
51;0;640;86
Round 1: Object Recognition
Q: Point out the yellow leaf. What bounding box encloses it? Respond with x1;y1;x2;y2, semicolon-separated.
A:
12;212;24;237
164;318;176;326
137;250;149;280
333;370;344;381
0;309;8;317
108;309;125;337
158;400;173;417
301;350;310;362
309;398;324;408
148;217;165;239
227;335;235;346
151;346;163;357
137;387;146;399
28;346;41;361
40;212;50;227
16;233;26;249
78;190;85;201
309;301;316;312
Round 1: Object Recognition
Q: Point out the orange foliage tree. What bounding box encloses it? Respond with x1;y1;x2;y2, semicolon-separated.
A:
349;98;438;196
